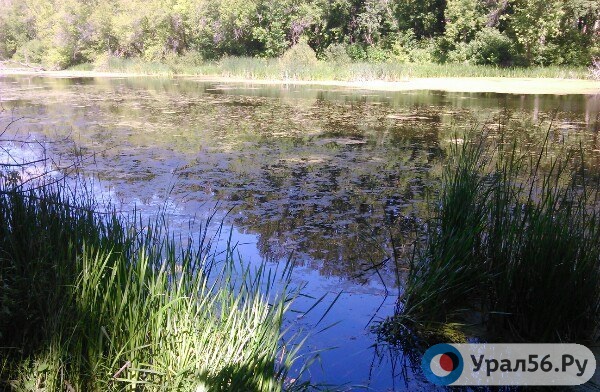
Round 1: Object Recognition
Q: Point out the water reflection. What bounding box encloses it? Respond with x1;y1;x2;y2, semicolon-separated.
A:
4;76;599;281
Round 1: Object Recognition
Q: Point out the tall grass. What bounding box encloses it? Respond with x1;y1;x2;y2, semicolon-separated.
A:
69;55;591;80
0;178;310;391
380;133;600;343
93;55;175;75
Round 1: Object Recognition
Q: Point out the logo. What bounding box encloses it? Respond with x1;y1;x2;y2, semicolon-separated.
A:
421;343;596;386
421;343;464;385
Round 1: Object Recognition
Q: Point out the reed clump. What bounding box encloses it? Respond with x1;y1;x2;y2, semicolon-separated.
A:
380;134;600;343
0;178;307;391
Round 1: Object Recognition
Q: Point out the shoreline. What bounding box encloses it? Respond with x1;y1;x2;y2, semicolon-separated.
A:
1;68;599;95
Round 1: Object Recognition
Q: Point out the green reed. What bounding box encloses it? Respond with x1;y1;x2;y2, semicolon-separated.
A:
0;178;310;391
381;133;600;343
72;56;590;80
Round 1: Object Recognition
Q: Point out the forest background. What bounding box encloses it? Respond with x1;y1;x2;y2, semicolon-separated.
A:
0;0;598;74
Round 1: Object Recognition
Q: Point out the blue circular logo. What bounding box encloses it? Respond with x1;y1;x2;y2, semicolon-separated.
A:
421;343;464;386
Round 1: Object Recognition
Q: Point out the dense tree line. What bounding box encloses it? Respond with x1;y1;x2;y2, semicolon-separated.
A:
0;0;598;69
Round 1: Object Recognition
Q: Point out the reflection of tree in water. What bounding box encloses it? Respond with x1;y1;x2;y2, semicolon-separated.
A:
228;137;442;282
172;98;600;284
3;75;600;284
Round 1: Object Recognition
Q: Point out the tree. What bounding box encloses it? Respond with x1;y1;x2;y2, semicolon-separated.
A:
504;0;564;65
445;0;488;43
394;0;446;38
356;0;396;45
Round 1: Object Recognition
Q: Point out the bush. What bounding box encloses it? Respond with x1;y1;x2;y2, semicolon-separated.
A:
346;43;367;61
345;44;391;64
385;31;418;63
538;32;600;67
13;37;80;70
0;15;28;60
176;50;205;67
43;47;73;70
407;39;437;64
92;52;113;71
388;45;410;63
462;28;514;66
322;43;352;65
279;39;318;78
365;45;390;62
446;42;468;63
12;40;46;66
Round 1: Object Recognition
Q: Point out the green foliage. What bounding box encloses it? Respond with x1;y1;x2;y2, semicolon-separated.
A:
93;53;173;74
591;58;600;80
406;39;438;64
502;0;599;66
216;55;280;78
355;0;396;45
346;43;368;61
380;134;600;343
344;43;392;63
167;50;206;72
449;28;515;66
444;0;488;43
504;0;564;65
394;0;446;38
279;40;318;78
0;177;311;391
321;43;352;65
13;40;47;66
1;0;596;69
82;53;590;80
365;45;390;62
0;5;31;60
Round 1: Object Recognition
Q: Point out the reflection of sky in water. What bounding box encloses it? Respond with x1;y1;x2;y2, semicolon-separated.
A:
0;141;413;389
1;75;599;390
0;140;55;180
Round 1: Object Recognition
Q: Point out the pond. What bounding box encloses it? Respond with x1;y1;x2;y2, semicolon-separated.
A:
1;75;599;390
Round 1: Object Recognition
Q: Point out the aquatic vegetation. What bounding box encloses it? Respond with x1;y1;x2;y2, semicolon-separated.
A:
93;55;175;75
71;56;591;80
380;132;600;343
0;178;311;391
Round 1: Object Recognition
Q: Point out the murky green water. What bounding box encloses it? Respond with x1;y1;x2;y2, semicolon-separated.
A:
1;75;599;390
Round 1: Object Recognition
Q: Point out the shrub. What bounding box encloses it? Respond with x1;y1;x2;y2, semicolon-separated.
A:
365;45;390;62
0;14;28;60
407;39;437;64
429;36;454;63
388;45;410;63
464;27;514;66
446;41;470;63
346;43;367;61
43;47;72;70
176;50;205;67
322;43;352;65
12;39;46;66
279;39;318;78
93;52;114;71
